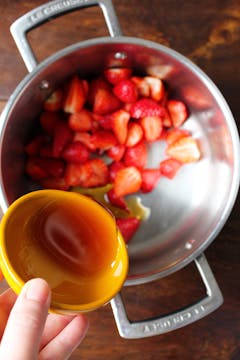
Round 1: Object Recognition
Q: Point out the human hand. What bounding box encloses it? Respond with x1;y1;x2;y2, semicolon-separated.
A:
0;271;89;360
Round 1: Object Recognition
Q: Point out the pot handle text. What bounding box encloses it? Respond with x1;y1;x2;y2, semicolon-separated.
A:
111;253;223;339
10;0;122;72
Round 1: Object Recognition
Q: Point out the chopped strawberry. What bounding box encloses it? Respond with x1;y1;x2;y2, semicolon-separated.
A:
131;76;150;97
167;99;188;128
123;140;148;169
161;108;172;128
113;79;138;103
140;116;163;142
43;88;63;112
93;88;122;115
107;144;125;161
65;158;109;187
160;158;183;179
63;76;88;113
26;156;65;179
130;98;165;119
144;76;165;102
68;109;93;131
52;121;73;157
104;67;132;85
73;131;95;151
39;111;61;135
40;177;69;191
24;135;45;156
110;109;130;145
91;130;117;150
62;142;90;163
141;168;161;192
166;128;191;145
113;166;142;197
108;161;125;182
166;136;201;163
107;188;127;209
39;143;53;158
125;122;143;147
116;217;141;243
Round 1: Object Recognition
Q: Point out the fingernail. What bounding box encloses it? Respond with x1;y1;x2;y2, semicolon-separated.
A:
25;278;50;304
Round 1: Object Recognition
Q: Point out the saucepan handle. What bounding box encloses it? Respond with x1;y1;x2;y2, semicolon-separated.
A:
10;0;122;72
111;254;223;339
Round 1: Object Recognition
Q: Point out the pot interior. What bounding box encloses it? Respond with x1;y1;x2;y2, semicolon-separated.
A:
0;37;239;285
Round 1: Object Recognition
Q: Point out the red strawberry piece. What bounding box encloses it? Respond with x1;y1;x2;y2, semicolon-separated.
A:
160;158;183;179
130;98;165;119
107;188;127;209
116;217;141;243
110;109;130;145
39;111;61;135
166;128;191;145
107;144;125;161
25;157;48;180
24;135;45;156
140;116;163;142
123;140;148;169
39;143;54;158
65;158;109;187
140;168;161;192
161;108;172;128
62;141;90;163
68;109;93;132
113;79;138;103
91;130;117;150
104;67;132;85
43;88;63;112
26;156;65;179
63;76;87;113
167;99;188;128
125;122;143;147
131;76;150;97
113;166;142;197
73;131;95;151
88;77;111;105
166;136;201;163
53;121;73;157
144;76;165;102
40;177;69;191
108;161;125;182
93;88;122;115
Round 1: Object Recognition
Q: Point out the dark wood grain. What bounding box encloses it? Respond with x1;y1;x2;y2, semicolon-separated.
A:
0;1;240;359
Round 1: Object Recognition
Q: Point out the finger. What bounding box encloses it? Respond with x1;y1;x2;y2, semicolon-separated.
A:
40;313;77;350
0;278;50;360
39;314;89;360
0;289;17;339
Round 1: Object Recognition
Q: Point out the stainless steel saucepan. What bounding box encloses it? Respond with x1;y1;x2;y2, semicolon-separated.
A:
0;0;239;339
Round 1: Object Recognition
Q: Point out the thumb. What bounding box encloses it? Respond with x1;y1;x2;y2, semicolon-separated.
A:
0;278;50;360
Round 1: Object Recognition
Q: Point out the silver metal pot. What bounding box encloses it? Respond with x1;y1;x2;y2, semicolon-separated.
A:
0;0;239;339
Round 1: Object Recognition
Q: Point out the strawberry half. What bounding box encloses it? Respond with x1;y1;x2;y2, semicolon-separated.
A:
130;98;165;119
91;130;117;150
160;158;183;179
68;109;93;132
140;116;163;142
141;168;161;192
166;136;201;163
116;217;141;243
62;142;90;163
107;144;125;161
123;140;148;169
167;99;188;128
113;166;142;197
166;128;191;145
43;88;63;112
104;67;132;85
110;109;130;145
52;121;73;157
144;76;165;102
63;76;88;113
113;79;138;103
125;122;143;147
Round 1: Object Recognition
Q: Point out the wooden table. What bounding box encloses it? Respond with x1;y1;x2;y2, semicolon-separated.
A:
0;1;239;359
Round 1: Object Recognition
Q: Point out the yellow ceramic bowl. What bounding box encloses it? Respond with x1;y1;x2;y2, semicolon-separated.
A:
0;190;128;313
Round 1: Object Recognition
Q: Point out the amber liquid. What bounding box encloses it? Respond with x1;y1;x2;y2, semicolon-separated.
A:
14;197;119;305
